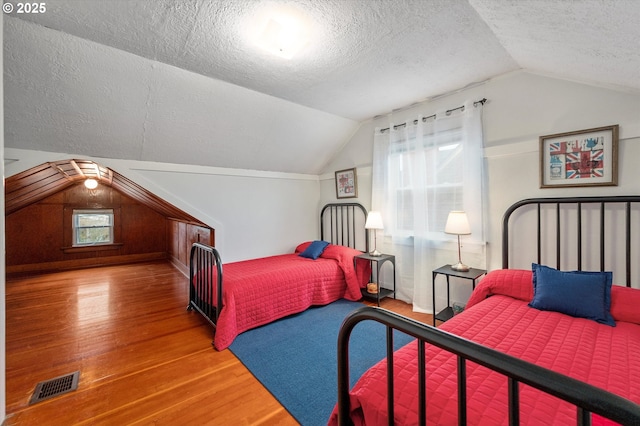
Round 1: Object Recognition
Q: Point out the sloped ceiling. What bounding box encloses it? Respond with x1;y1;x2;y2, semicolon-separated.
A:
5;159;202;223
4;0;640;174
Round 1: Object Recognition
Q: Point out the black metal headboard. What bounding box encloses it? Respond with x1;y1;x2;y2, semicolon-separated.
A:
502;196;640;287
320;203;369;253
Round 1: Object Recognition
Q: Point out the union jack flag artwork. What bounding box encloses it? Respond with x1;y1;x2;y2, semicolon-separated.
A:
549;140;581;155
541;125;616;187
566;150;604;179
549;142;564;154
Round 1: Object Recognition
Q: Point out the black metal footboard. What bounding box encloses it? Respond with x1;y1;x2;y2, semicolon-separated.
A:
337;306;640;426
188;242;223;341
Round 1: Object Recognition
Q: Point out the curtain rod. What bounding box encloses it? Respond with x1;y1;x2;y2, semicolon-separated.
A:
379;98;487;133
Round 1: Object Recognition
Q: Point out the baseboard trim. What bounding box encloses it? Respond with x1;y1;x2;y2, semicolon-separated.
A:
6;252;167;275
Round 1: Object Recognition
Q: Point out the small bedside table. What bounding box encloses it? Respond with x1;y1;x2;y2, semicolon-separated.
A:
432;264;486;326
355;253;396;306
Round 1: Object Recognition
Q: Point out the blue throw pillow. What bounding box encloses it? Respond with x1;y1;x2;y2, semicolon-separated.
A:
298;240;330;260
529;263;615;326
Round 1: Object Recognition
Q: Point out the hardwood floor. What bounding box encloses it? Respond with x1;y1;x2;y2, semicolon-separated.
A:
4;261;433;425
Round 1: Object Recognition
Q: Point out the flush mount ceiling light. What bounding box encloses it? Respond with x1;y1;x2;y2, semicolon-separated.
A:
84;178;98;189
248;6;313;59
257;17;309;59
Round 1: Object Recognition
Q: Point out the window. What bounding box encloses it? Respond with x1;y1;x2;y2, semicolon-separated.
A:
372;101;485;242
72;209;114;246
371;101;485;312
387;128;464;237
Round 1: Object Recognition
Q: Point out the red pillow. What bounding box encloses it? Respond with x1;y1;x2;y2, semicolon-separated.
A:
610;285;640;324
295;241;312;253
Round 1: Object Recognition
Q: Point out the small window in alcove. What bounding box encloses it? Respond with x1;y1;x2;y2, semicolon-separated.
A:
72;209;114;246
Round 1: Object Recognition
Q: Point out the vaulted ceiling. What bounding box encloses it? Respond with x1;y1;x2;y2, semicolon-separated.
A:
4;0;640;174
5;159;202;224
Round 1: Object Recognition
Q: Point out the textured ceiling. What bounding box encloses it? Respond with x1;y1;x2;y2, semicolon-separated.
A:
4;0;640;174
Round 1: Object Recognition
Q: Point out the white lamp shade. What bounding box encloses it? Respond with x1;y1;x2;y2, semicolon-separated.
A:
365;211;384;230
445;211;471;235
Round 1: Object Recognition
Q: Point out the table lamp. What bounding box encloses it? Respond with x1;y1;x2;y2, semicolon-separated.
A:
445;211;471;272
365;211;384;256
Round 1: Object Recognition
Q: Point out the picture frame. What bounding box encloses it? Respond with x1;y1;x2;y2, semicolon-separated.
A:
335;167;358;199
540;124;618;188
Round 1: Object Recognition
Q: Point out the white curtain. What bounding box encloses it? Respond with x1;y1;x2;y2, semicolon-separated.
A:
371;100;485;313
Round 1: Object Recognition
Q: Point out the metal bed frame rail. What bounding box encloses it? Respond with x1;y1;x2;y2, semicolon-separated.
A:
502;196;640;287
188;242;223;329
337;306;640;426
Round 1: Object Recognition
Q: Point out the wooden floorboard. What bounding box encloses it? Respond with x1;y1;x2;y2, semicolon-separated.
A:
4;261;433;425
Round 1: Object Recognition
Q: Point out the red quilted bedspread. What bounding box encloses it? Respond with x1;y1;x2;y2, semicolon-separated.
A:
330;269;640;425
195;243;369;350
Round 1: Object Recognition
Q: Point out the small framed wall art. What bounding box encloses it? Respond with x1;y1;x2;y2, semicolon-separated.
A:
539;124;618;188
335;167;358;199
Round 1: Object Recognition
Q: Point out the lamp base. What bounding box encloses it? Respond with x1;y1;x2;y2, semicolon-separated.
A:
450;262;469;272
369;249;382;256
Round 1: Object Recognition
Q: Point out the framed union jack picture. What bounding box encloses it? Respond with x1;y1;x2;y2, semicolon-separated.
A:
540;125;618;188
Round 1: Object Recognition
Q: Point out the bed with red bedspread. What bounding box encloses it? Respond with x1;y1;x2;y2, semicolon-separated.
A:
188;203;372;350
331;268;640;425
201;242;370;350
332;196;640;425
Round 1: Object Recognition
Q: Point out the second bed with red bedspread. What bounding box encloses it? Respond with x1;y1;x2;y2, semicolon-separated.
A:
331;269;640;425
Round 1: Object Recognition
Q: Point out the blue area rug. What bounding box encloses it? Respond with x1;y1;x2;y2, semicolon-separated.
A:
228;299;414;425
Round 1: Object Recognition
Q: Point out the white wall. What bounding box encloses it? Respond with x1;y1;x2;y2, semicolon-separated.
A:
481;73;640;272
321;71;640;308
4;149;321;263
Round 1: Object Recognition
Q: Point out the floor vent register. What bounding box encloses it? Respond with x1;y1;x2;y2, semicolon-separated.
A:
29;371;80;405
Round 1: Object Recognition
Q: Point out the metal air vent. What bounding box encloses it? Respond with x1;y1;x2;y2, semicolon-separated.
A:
29;371;80;405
